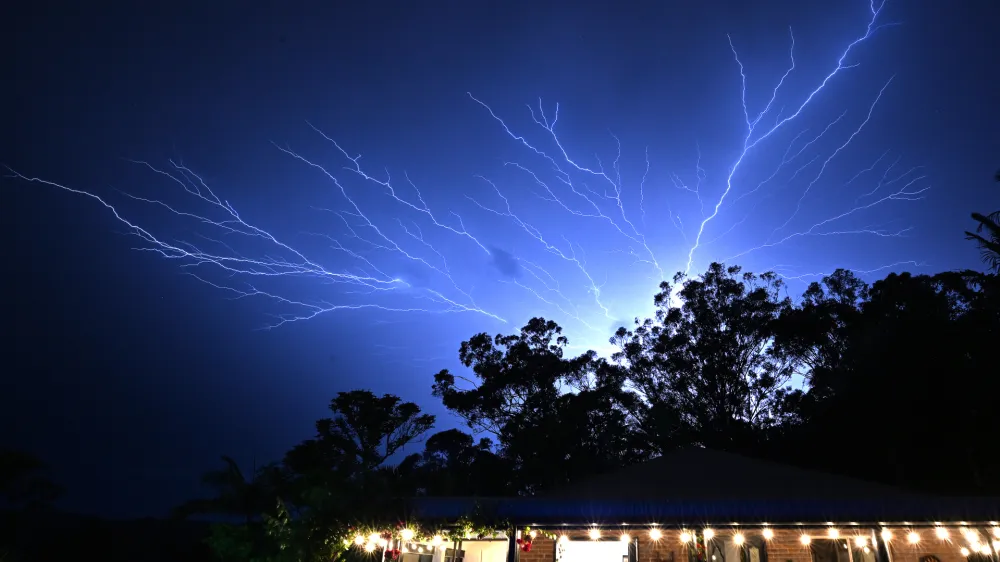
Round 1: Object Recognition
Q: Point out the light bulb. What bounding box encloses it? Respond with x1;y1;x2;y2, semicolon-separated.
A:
854;537;867;548
401;529;415;541
680;532;692;543
621;534;632;543
907;532;920;544
934;527;949;540
530;531;538;539
979;544;992;555
431;535;444;546
364;543;377;553
960;547;970;557
559;535;570;543
649;529;663;541
733;534;745;546
354;536;366;546
369;533;381;543
589;529;601;541
800;535;812;546
704;529;715;541
828;529;840;539
994;528;1000;539
762;529;774;540
881;529;893;542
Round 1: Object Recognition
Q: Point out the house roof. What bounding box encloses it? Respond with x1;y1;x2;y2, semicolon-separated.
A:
408;448;1000;524
542;447;922;502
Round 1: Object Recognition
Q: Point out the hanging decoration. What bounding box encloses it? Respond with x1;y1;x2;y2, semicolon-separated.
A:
515;526;558;552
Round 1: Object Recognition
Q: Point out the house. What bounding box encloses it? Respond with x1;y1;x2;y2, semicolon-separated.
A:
354;448;999;562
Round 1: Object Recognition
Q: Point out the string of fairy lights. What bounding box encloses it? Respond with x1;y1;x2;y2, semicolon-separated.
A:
348;525;1000;559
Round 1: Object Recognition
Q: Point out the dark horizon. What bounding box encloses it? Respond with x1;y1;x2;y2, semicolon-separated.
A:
3;0;999;519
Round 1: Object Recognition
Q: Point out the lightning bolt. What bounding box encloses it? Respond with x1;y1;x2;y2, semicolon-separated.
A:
6;0;926;354
5;160;504;329
684;0;902;275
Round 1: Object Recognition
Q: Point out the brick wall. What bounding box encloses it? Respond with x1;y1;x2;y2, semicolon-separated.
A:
514;527;983;562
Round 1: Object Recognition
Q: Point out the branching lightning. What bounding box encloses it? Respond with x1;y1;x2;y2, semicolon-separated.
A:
7;0;928;352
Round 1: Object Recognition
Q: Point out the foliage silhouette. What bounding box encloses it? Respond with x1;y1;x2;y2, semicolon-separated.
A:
178;210;1000;559
964;171;1000;273
0;449;62;508
610;263;801;455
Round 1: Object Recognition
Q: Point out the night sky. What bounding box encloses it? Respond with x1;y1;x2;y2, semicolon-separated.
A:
3;0;998;518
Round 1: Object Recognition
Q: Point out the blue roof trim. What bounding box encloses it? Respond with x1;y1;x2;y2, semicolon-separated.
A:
408;497;1000;524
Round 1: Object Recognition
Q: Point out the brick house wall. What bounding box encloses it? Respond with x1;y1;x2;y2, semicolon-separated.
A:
516;527;980;562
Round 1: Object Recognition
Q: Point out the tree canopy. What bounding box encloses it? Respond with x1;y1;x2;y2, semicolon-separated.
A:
174;194;999;561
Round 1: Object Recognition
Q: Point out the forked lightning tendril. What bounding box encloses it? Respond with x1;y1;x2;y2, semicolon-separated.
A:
6;0;925;347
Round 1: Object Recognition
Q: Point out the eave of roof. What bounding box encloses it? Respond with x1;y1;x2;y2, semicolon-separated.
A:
407;496;1000;525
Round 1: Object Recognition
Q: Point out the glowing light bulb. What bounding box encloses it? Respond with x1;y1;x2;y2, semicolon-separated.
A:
354;536;366;546
907;532;920;544
589;529;601;541
621;534;632;543
401;529;415;541
854;537;868;548
828;529;840;539
529;531;537;539
994;528;1000;539
935;527;949;540
762;529;774;540
378;539;389;548
733;534;745;546
881;529;893;542
419;546;425;553
369;533;381;543
962;528;977;542
979;544;992;555
431;535;444;547
800;535;812;546
559;535;570;543
364;543;377;553
649;529;663;541
704;529;715;541
960;547;971;557
680;532;692;543
994;540;1000;550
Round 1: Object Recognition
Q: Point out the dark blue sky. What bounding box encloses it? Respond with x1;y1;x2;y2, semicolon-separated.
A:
3;0;998;518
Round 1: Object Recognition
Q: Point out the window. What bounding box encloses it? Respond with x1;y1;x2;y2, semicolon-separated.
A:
559;539;630;562
444;548;465;562
401;554;434;562
810;539;874;562
705;537;767;562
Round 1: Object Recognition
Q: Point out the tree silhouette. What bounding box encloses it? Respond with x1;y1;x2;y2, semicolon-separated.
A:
964;171;1000;273
780;270;999;493
432;317;645;492
285;390;434;476
417;429;509;495
611;263;800;454
0;449;62;508
173;456;286;523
